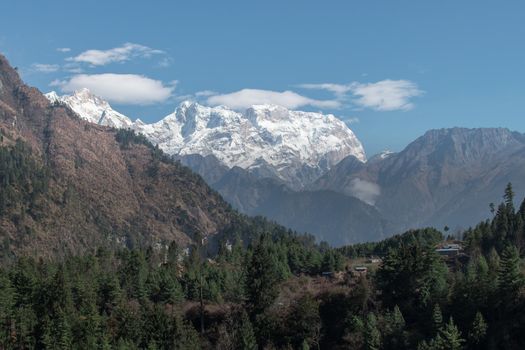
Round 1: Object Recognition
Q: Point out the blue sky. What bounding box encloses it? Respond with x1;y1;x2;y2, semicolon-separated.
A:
1;0;524;155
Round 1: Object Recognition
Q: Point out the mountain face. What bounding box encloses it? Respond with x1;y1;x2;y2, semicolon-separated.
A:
46;89;134;129
47;90;366;188
313;127;525;233
0;54;258;257
176;154;389;246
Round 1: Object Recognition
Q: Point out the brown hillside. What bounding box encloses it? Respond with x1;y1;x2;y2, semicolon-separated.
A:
0;54;237;257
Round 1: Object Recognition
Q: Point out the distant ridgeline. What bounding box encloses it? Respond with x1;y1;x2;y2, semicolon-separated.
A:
339;183;525;259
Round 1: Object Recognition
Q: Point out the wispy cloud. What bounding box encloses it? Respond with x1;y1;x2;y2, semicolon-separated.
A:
349;80;423;111
67;43;164;66
51;73;174;105
297;79;423;111
206;89;340;110
63;63;84;74
195;90;217;97
56;47;71;53
346;178;381;205
31;63;60;73
157;57;173;68
296;83;352;96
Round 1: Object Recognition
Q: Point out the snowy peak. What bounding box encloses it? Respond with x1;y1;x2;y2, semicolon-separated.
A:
46;89;134;129
45;91;60;103
369;150;395;162
45;92;366;186
139;101;366;169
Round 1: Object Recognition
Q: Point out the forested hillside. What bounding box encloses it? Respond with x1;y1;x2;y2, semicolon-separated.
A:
0;185;524;349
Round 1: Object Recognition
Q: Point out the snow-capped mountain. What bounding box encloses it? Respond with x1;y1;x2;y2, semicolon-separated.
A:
46;89;366;186
46;89;134;129
369;150;396;162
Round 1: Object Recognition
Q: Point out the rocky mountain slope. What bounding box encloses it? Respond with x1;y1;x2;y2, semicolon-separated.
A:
0;54;266;257
313;127;525;233
177;154;389;245
47;90;366;188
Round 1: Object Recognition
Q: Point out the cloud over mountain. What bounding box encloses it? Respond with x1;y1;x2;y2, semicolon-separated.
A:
51;73;175;105
297;79;423;111
206;88;340;110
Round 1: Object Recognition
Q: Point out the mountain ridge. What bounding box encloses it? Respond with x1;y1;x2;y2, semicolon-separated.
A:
313;127;525;233
47;89;366;188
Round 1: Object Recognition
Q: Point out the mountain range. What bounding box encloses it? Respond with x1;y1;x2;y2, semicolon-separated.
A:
47;89;365;189
45;78;525;246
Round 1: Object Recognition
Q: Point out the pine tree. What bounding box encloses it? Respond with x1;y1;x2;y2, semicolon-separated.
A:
236;309;257;350
246;234;281;315
518;197;525;221
504;182;515;213
438;318;464;350
432;304;443;333
120;251;147;300
468;311;487;345
56;308;73;349
287;294;321;348
391;305;405;330
384;305;407;350
493;203;510;251
364;313;381;350
301;339;310;350
497;245;523;307
377;242;448;320
14;306;37;349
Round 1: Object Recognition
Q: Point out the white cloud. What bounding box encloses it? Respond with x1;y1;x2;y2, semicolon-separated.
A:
56;47;71;53
296;83;353;96
157;57;173;68
195;90;217;97
168;80;179;88
297;79;423;111
206;89;340;110
51;73;174;105
67;43;164;66
62;63;84;73
31;63;59;73
349;80;423;111
346;178;381;205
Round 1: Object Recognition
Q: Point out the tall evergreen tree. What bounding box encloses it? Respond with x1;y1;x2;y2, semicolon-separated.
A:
497;245;523;308
432;304;443;333
504;182;515;213
246;234;281;315
438;318;464;350
468;311;487;345
364;313;381;350
376;242;448;320
384;305;407;350
236;309;258;350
